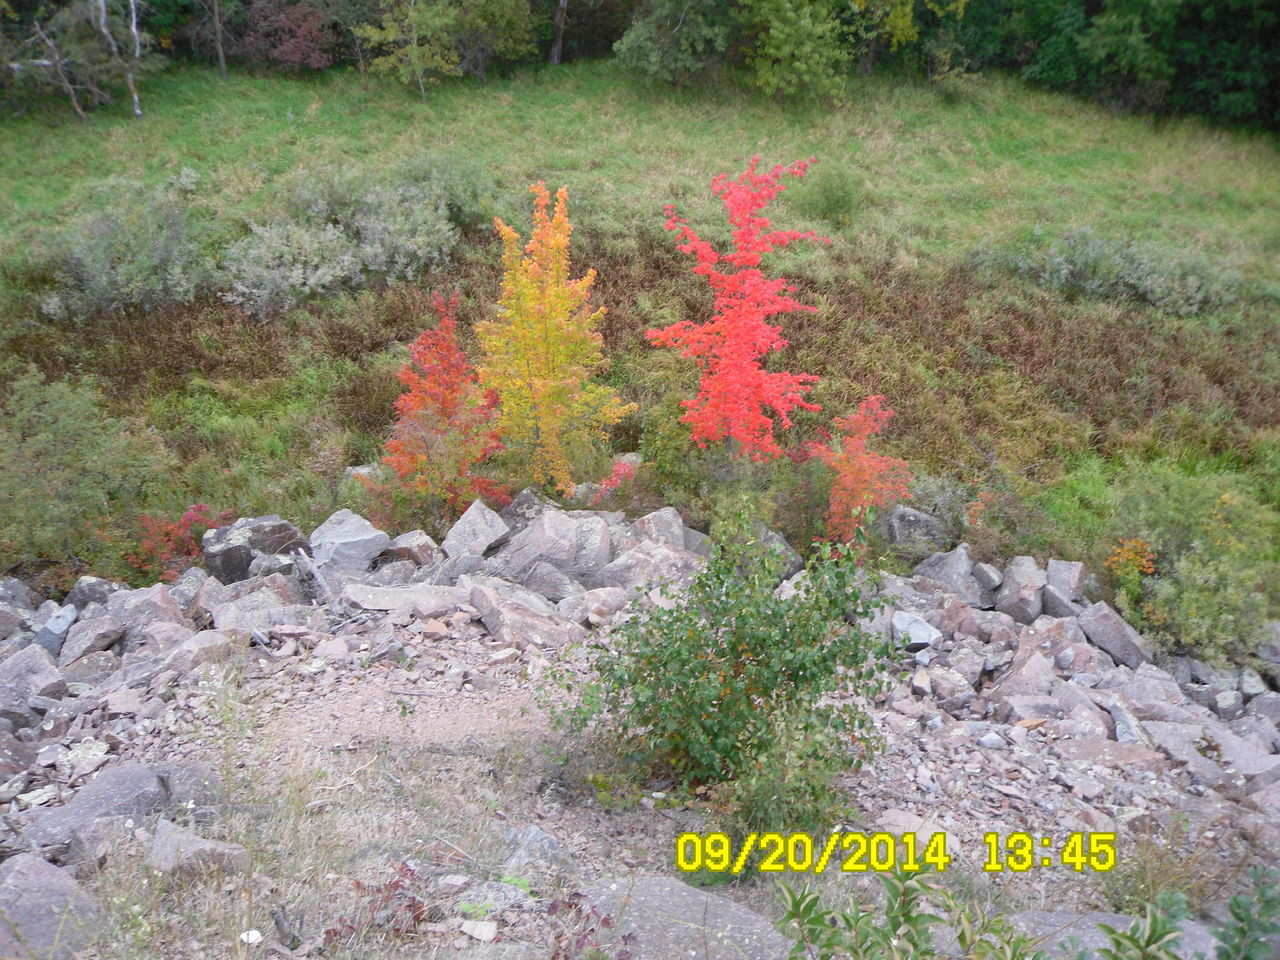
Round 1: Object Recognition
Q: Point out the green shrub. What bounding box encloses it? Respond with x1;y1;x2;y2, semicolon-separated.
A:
39;182;208;322
972;227;1238;316
221;221;363;319
778;866;1049;960
1039;458;1278;664
0;368;171;579
552;511;889;813
222;157;491;318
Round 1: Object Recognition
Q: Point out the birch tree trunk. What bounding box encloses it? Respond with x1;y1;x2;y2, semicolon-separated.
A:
549;0;569;65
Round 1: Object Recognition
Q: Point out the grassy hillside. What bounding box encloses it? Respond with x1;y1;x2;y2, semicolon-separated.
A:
2;59;1278;649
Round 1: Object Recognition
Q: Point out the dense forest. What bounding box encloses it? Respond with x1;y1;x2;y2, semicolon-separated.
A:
3;0;1278;129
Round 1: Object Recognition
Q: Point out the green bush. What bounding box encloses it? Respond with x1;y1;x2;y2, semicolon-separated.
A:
552;511;889;824
222;157;491;318
38;182;208;323
1039;458;1279;665
221;221;364;319
972;228;1238;317
0;368;171;579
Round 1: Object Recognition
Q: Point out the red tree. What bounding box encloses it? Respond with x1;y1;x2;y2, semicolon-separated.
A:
807;396;912;545
242;0;335;70
379;291;509;511
647;156;827;460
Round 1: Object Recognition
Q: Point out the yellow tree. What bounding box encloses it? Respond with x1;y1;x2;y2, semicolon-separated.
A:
477;182;633;494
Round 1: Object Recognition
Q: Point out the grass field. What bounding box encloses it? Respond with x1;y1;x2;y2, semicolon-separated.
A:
1;59;1278;621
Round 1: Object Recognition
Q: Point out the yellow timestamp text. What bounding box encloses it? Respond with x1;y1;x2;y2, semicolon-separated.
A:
674;831;1118;875
982;832;1116;872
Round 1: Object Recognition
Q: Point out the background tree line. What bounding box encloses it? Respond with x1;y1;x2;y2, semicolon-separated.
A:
2;0;1275;130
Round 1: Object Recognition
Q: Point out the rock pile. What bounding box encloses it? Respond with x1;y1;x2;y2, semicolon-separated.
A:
0;494;1276;958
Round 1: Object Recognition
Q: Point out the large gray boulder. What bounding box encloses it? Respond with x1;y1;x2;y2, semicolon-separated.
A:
309;509;391;574
442;501;510;559
596;541;703;594
0;854;101;960
0;643;69;700
32;603;77;658
103;584;193;651
148;819;249;878
200;515;307;585
995;556;1047;624
22;763;168;856
881;504;950;556
1078;602;1153;669
586;876;791;960
57;615;125;667
64;576;127;611
914;543;985;607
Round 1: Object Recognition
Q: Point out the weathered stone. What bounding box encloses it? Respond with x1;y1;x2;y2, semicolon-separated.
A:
0;602;23;641
0;578;37;611
164;630;241;673
488;603;585;652
1078;602;1152;669
1051;739;1169;773
1046;559;1088;603
994;556;1046;625
946;644;986;688
0;687;38;730
309;509;391;574
1246;691;1280;724
508;560;581;602
0;853;100;959
201;515;307;585
58;616;125;667
169;566;210;613
928;666;973;700
23;763;169;854
442;500;510;559
996;693;1065;724
0;643;68;699
992;647;1057;697
1203;723;1280;778
753;523;804;579
1105;694;1154;748
1042;584;1084;618
1190;660;1239;691
367;559;416;586
557;588;628;627
913;543;984;607
498;487;556;537
104;584;193;651
937;599;1020;646
631;507;687;549
148;819;249;878
892;611;942;652
32;603;77;657
971;561;1002;591
313;637;351;661
210;591;310;635
502;824;564;872
384;530;441;566
341;583;469;617
597;541;703;594
881;505;950;556
104;688;143;719
65;576;128;611
1239;667;1268;699
1214;690;1245;721
463;576;557;619
586;876;791;960
61;650;119;686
